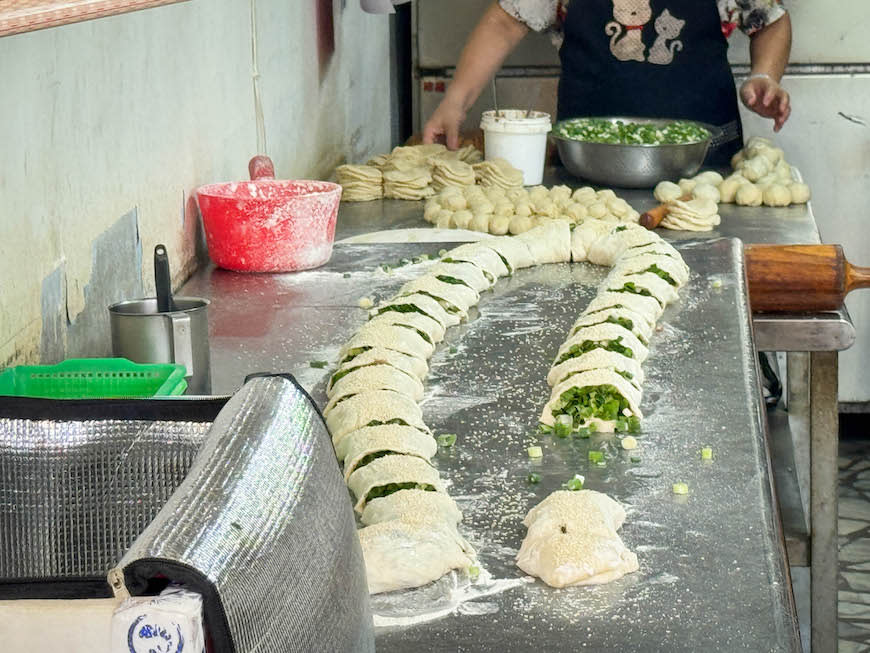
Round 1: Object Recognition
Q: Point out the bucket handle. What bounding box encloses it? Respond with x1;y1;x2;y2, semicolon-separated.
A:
167;312;195;379
248;155;276;181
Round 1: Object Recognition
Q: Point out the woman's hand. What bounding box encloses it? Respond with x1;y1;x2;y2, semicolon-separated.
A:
740;76;791;132
423;97;466;150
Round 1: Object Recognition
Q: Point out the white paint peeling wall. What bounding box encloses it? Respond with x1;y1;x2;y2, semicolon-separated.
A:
0;0;391;366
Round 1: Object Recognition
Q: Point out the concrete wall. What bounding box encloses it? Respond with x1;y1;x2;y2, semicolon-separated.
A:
0;0;391;366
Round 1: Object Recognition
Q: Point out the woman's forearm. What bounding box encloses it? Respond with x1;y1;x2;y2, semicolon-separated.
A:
445;3;529;111
748;12;792;82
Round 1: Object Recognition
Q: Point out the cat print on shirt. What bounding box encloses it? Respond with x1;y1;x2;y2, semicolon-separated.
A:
647;9;685;65
605;0;652;62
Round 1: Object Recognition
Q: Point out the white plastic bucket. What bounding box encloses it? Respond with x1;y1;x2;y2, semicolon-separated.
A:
480;110;552;186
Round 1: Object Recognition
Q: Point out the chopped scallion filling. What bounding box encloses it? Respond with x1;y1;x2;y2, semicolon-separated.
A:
365;482;436;503
349;450;393;475
436;275;472;289
562;474;585;491
309;360;328;369
527;472;542;484
555;337;634;365
437;433;457;447
672;482;689;495
527;446;543;458
549;384;631;428
365;418;409;428
615;415;642;433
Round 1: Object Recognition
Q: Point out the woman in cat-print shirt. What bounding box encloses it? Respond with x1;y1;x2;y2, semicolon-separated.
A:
423;0;791;165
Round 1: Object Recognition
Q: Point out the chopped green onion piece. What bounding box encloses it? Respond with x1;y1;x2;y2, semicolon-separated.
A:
701;446;713;460
527;472;541;484
554;414;573;438
437;433;457;447
672;482;689;495
563;474;585;491
621;436;638;450
711;278;723;289
588;450;604;464
575;426;592;439
630;456;642;463
343;272;351;278
468;565;480;581
527;446;543;459
438;249;448;257
309;360;328;369
539;424;554;434
449;346;458;354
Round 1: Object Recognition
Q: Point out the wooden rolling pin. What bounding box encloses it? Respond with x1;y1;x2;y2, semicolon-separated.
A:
639;194;691;229
745;244;870;311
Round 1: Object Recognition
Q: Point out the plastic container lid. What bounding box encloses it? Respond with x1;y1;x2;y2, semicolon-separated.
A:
480;110;552;135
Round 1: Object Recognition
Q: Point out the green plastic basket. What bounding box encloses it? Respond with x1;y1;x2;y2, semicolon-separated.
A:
0;358;188;399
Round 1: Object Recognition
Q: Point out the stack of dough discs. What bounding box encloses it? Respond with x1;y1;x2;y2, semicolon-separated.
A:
431;159;475;191
335;164;383;202
662;198;720;232
473;158;524;189
455;144;483;164
383;167;434;200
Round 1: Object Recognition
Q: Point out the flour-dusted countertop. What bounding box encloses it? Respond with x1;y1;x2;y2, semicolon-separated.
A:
179;237;800;651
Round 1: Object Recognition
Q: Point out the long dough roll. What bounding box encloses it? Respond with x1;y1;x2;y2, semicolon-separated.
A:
583;291;663;327
325;364;425;414
515;220;571;265
347;454;444;513
428;261;494;293
340;427;437;481
540;369;644;429
326;390;429;446
341;324;435;361
333;347;429;385
443;243;509;280
370;292;457;329
361;488;462;526
556;322;649;364
366;310;445;344
570;306;654;344
605;271;680;307
547;348;644;388
399;276;479;315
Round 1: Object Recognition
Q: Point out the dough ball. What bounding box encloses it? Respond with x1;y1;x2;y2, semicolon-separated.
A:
549;185;573;202
692;183;721;203
435;210;454;229
494;201;515;217
484;186;506;201
789;183;811;204
587;201;608;219
506;188;529;203
509;215;535;234
596;189;617;202
534;199;559;218
451;209;473;230
678;178;697;195
718;177;744;203
564;203;588;222
514;202;532;217
469;213;491;232
760;146;784;166
554;195;574;210
731;150;746;170
654;181;682;203
746;136;773;150
489;215;511;235
529;186;550;204
735;183;763;207
572;187;597;204
774;160;793;182
741;156;771;182
443;193;467;211
468;198;494;214
423;201;441;223
763;184;792;207
755;173;778;190
599;212;620;222
693;170;724;187
607;198;630;217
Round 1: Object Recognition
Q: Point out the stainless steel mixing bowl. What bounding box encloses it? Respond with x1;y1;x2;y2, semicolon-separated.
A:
552;116;720;189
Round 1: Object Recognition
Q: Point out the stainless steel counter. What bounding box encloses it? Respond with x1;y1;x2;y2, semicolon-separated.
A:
181;238;799;651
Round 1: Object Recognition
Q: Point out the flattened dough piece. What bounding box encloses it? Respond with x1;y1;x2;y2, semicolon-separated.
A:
609;252;689;287
340;426;437;481
524;490;626;534
547;348;645;388
583;291;663;328
334;347;428;385
325;364;425;414
361;488;462;526
570;306;654;344
326;390;429;446
360;517;474;594
347;454;444;513
605;271;680;307
366;310;446;344
515;220;572;265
